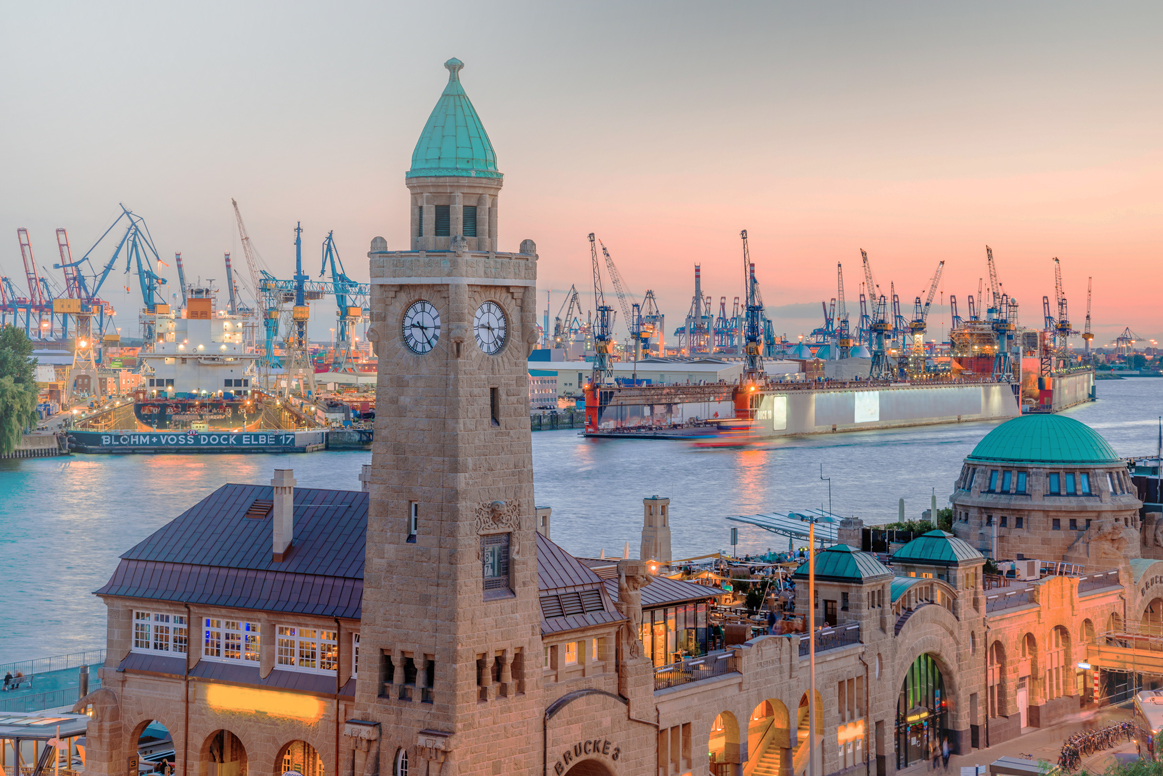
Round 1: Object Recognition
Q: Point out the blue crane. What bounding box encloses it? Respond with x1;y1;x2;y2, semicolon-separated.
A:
319;231;369;372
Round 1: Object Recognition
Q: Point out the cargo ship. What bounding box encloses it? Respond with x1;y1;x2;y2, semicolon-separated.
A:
69;288;327;453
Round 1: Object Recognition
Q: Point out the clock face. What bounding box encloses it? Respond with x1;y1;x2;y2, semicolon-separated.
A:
402;300;441;354
474;301;508;355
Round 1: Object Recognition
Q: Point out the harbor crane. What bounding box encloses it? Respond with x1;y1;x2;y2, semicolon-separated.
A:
552;284;584;351
836;263;852;357
908;260;945;375
224;253;239;315
740;230;765;382
1116;327;1141;358
639;290;663;355
1052;257;1073;358
983;247;1017;381
868;293;892;380
597;239;636;341
949;296;962;330
232;198;281;381
319;231;370;373
1082;277;1093;360
587;233;614;386
861;249;877;300
891;284;909;378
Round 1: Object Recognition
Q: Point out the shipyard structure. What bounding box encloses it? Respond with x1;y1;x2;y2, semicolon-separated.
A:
73;58;1163;776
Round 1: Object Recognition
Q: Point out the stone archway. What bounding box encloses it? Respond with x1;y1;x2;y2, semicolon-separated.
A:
895;653;946;770
564;760;614;776
987;641;1006;719
746;699;792;773
201;730;247;776
708;711;740;775
276;740;323;776
1143;599;1163;631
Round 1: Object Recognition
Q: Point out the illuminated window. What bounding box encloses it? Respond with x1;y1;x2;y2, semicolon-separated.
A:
132;611;188;656
564;642;578;665
276;626;337;674
204;620;260;664
591;639;599;661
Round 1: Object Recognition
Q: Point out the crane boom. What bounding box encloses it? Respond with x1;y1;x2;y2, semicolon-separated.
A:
224;253;238;315
598;240;636;337
921;260;945;319
17;229;43;307
860;249;876;298
836;263;847;322
55;229;81;299
1084;277;1092;337
175;253;189;308
986;246;1000;306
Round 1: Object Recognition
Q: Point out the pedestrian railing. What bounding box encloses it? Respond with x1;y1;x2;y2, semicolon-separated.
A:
0;649;106;680
654;651;739;691
0;687;83;713
798;623;860;657
985;588;1032;613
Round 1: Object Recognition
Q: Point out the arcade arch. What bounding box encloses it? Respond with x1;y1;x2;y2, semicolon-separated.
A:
895;653;945;770
277;740;323;776
202;730;248;776
708;711;740;775
131;720;176;775
1144;599;1163;630
1046;626;1072;701
987;642;1006;719
563;761;614;776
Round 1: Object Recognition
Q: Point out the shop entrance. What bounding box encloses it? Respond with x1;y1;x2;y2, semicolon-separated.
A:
895;653;946;769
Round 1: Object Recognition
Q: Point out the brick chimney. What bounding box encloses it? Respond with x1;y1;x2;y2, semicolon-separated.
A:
272;469;296;561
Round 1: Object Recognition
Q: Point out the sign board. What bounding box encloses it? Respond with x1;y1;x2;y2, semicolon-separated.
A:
36;365;57;383
730;527;738;546
70;430;325;453
128;755;139;776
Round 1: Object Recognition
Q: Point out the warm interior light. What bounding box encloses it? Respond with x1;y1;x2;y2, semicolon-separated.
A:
204;685;325;722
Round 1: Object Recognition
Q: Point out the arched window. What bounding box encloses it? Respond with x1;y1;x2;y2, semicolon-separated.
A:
393;749;408;776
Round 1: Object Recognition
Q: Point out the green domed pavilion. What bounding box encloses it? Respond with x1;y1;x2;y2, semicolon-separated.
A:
967;414;1119;466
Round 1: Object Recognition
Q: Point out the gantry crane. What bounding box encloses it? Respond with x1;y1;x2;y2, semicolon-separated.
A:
868;292;892;380
320;231;370;373
16;229;45;336
984;247;1017;381
639;290;664;355
174;253;189;310
552;284;585;352
907;260;945;375
1052;257;1073;361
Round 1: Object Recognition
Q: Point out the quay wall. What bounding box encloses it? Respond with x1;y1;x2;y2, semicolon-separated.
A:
2;432;68;459
754;382;1020;438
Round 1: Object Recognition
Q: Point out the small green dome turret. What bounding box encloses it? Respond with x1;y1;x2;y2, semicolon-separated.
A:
407;58;502;180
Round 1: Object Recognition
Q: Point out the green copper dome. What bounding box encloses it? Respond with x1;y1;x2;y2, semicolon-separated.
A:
407;58;502;180
891;530;983;567
967;414;1119;465
792;544;893;583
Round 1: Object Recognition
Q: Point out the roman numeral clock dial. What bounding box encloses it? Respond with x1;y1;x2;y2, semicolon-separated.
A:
474;301;508;355
402;300;441;354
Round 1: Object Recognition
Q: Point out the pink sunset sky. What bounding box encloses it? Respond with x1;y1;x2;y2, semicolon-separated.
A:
1;2;1159;345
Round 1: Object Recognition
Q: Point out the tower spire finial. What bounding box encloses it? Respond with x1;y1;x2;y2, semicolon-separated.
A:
445;57;463;82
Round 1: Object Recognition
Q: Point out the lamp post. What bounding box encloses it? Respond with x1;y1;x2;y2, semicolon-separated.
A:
820;464;832;516
809;519;817;776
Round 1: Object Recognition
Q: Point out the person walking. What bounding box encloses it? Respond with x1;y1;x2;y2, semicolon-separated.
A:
767;609;777;635
2;672;10;691
930;737;940;771
941;737;950;771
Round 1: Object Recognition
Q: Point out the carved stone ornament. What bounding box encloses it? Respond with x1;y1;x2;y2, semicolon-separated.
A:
475;499;521;560
475;499;521;533
451;234;468;257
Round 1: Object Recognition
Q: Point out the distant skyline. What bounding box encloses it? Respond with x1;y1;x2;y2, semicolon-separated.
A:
2;1;1159;345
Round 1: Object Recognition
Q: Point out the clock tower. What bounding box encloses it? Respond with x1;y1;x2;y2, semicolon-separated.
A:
355;58;543;776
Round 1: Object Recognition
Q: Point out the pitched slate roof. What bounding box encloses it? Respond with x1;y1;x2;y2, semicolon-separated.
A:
792;544;893;583
603;575;718;609
96;483;367;619
891;530;983;567
537;532;624;636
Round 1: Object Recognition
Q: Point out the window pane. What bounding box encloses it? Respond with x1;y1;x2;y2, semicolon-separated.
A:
435;205;450;237
1080;473;1090;494
1049;473;1060;494
1065;473;1076;494
1016;472;1027;493
463;206;477;237
989;471;998;491
1001;471;1012;492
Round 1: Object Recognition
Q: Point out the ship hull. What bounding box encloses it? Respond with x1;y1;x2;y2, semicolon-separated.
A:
68;429;327;454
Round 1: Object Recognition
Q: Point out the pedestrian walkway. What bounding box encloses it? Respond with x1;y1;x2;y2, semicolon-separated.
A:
0;650;105;713
899;705;1135;775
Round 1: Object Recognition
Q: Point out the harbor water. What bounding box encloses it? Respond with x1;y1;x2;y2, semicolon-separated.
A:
1;378;1159;664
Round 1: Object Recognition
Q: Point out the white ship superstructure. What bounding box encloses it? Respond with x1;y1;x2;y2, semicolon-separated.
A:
139;288;258;395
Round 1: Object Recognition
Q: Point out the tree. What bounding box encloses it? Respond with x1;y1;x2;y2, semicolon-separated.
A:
0;326;39;455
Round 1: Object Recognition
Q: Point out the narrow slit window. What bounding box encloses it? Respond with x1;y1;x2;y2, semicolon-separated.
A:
417;206;424;238
490;387;500;427
462;206;477;237
408;502;418;543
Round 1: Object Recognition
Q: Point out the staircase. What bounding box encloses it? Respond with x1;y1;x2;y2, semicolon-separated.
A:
748;745;783;776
